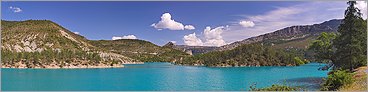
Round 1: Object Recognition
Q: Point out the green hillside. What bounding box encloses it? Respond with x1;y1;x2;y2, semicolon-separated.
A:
176;43;307;67
90;39;190;62
262;34;319;49
1;20;136;68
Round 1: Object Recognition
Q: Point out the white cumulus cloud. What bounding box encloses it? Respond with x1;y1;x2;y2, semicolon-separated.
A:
184;25;196;30
203;26;227;46
239;21;255;27
183;33;203;46
183;26;227;47
112;35;137;40
151;13;195;30
9;6;22;13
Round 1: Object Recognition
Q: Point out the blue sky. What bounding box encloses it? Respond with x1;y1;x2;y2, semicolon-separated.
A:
2;1;366;46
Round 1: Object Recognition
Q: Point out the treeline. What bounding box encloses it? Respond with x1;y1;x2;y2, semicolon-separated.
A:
177;43;308;67
1;49;102;67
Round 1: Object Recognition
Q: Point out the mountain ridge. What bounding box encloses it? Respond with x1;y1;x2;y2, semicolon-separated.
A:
219;19;342;51
169;19;342;54
1;19;343;68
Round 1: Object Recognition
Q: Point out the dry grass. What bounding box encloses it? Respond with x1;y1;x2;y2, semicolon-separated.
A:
339;66;368;91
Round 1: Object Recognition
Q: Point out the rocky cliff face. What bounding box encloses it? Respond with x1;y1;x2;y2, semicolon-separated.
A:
219;19;342;51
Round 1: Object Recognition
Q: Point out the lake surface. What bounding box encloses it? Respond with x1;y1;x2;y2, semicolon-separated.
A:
1;62;328;91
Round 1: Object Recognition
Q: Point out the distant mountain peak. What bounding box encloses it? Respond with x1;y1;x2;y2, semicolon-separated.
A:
163;41;175;48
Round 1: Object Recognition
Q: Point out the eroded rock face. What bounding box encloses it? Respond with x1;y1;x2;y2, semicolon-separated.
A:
3;34;44;53
99;51;141;64
13;45;23;52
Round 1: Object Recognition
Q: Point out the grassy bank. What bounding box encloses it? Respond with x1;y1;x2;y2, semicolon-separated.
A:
320;66;367;91
339;66;367;91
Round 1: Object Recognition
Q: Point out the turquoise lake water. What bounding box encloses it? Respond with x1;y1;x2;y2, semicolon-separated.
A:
1;62;328;91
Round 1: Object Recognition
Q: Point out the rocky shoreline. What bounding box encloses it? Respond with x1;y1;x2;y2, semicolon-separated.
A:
123;62;145;64
1;61;144;69
176;62;295;67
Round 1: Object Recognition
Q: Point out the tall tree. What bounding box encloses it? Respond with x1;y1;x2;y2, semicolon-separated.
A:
333;1;367;71
309;32;336;62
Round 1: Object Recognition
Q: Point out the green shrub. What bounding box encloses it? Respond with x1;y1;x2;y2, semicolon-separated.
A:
293;57;305;66
249;84;302;91
321;70;354;91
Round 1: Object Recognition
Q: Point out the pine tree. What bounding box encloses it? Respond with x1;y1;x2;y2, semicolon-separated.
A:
333;1;367;71
309;32;336;62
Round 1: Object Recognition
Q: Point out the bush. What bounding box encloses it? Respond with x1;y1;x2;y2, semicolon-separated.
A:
321;70;354;91
249;84;302;91
293;57;305;66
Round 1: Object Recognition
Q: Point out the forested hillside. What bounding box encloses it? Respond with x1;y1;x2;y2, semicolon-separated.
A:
1;20;137;68
176;43;308;67
90;39;189;62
